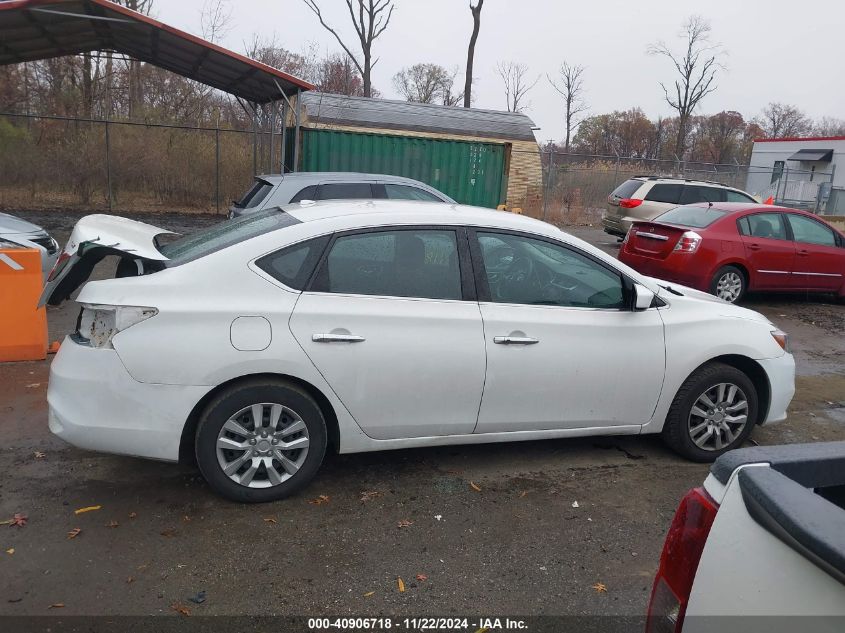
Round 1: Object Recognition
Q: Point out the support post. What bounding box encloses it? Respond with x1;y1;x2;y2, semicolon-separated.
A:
269;102;276;175
293;88;301;172
543;148;555;221
280;99;288;173
105;74;112;212
252;102;258;177
215;116;220;214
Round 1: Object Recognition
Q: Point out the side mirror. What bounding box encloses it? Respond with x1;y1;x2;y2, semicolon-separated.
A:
633;283;655;311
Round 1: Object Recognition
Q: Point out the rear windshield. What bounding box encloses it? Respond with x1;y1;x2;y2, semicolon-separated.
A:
159;207;300;265
610;179;643;199
233;179;273;209
655;205;729;228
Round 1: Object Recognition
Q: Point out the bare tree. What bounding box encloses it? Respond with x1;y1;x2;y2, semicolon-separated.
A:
754;102;812;138
201;0;233;44
463;0;483;108
495;61;539;113
813;116;845;137
648;16;723;158
548;62;587;152
114;0;154;118
301;0;394;97
393;63;462;105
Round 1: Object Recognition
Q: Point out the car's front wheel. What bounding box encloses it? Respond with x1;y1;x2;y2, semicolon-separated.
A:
710;265;746;303
195;378;327;503
663;362;758;462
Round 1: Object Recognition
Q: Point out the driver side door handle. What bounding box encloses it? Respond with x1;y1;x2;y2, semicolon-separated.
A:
493;336;539;345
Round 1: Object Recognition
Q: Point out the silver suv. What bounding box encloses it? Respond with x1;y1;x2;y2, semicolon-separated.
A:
229;172;454;219
602;177;757;237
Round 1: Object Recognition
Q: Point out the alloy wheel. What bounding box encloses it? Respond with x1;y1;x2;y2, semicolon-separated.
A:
715;272;743;302
687;383;749;451
215;403;310;488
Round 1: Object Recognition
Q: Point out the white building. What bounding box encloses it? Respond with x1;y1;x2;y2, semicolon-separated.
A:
746;136;845;215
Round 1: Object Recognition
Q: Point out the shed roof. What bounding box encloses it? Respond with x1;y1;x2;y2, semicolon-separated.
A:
0;0;314;102
788;149;834;162
300;92;538;142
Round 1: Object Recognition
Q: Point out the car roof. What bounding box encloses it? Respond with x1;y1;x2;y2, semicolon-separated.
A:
284;199;556;232
630;176;748;191
257;172;439;187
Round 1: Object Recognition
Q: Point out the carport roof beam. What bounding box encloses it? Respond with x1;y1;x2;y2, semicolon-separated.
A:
0;0;315;102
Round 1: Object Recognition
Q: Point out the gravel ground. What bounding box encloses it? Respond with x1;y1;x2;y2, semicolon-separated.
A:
0;210;843;621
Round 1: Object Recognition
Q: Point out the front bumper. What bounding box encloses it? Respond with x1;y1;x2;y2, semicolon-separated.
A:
757;354;796;425
48;336;212;462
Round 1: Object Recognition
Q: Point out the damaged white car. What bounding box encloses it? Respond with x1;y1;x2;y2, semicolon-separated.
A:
43;201;795;502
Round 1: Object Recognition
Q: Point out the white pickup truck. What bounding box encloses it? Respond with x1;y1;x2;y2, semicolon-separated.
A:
646;441;845;633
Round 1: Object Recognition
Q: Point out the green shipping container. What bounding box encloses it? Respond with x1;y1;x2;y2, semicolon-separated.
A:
292;128;507;208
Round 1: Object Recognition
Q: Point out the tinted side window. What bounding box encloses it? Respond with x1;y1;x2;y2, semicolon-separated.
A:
740;213;788;240
290;185;317;203
256;235;330;290
610;179;643;199
318;183;374;200
645;184;682;204
787;215;836;247
477;232;624;309
384;184;444;202
725;190;755;203
679;186;726;205
314;230;462;300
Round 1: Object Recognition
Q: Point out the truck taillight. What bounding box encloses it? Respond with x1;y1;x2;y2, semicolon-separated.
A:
646;487;718;633
673;231;702;253
619;198;643;209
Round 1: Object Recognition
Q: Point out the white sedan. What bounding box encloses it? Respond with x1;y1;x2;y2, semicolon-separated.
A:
42;201;795;502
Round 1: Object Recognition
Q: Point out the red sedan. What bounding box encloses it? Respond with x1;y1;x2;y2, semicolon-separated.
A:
618;203;845;303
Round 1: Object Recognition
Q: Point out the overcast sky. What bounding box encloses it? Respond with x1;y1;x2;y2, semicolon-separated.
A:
155;0;843;143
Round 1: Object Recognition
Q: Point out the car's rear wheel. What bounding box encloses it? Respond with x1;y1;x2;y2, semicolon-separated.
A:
663;362;758;462
710;265;746;303
195;379;327;503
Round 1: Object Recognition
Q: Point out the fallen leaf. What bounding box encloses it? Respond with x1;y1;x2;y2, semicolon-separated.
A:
34;451;46;459
74;505;101;515
106;520;119;528
170;603;191;616
126;577;134;584
6;548;14;555
137;564;148;571
592;582;607;593
397;519;413;529
363;591;375;598
48;603;65;609
263;517;277;524
360;490;382;502
2;513;28;528
128;512;137;519
415;573;428;582
67;528;81;539
25;383;41;388
308;495;330;505
160;528;177;537
519;491;528;498
397;577;405;593
469;481;482;492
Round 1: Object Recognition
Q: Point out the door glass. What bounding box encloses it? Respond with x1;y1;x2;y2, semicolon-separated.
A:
383;184;444;202
725;190;755;203
290;185;317;203
740;213;787;240
477;233;624;309
256;235;330;290
318;183;374;200
314;230;462;300
644;184;682;204
678;186;726;205
787;214;836;247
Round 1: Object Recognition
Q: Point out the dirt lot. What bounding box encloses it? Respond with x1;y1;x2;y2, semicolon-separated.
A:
1;210;844;621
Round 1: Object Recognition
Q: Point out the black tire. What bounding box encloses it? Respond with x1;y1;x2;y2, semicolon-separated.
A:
709;265;746;303
662;362;758;462
195;378;327;503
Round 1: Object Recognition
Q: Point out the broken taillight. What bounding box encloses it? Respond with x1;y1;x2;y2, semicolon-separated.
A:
645;487;719;633
77;304;158;349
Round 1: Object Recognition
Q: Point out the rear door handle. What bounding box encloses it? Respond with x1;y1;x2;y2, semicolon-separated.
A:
493;336;539;345
797;249;810;256
312;333;366;343
748;243;761;251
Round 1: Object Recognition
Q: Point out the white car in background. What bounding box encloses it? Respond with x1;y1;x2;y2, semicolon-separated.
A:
0;212;60;280
42;201;795;502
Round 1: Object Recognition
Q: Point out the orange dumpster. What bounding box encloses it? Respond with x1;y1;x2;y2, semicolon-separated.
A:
0;247;47;362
